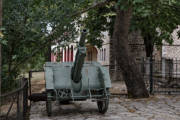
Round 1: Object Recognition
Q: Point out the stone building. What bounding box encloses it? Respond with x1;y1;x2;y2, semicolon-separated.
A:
51;30;147;81
51;26;180;81
162;26;180;59
161;26;180;78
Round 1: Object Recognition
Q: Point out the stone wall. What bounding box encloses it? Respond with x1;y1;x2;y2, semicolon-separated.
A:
162;26;180;77
162;26;180;60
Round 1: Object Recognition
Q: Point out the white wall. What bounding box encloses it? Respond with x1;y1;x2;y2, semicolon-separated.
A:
97;31;110;66
162;26;180;60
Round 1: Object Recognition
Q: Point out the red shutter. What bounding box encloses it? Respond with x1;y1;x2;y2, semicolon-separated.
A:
51;53;54;62
55;52;57;62
67;46;70;62
60;49;63;62
64;48;66;62
71;46;73;61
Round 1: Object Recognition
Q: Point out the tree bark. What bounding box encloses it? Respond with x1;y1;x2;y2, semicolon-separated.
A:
144;34;154;57
112;7;149;98
45;42;51;62
0;0;2;96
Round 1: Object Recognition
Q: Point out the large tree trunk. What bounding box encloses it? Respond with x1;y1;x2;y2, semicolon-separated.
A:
112;7;149;98
0;0;2;96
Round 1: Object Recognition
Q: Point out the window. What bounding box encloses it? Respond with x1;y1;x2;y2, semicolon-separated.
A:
102;49;104;61
104;48;106;61
99;48;106;61
100;49;101;61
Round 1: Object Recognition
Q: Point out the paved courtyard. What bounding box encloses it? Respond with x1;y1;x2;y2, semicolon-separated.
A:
30;95;180;120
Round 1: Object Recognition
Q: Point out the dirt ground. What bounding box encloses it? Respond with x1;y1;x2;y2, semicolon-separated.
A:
29;72;180;120
30;72;45;93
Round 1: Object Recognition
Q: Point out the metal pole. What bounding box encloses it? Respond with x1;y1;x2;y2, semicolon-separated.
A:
149;55;153;94
141;57;144;74
23;78;28;119
0;0;2;103
29;71;32;107
17;91;21;120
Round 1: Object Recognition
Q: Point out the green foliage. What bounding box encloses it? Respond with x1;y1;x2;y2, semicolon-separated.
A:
2;0;84;92
78;2;116;47
82;7;110;47
131;0;180;45
81;0;180;48
2;0;180;92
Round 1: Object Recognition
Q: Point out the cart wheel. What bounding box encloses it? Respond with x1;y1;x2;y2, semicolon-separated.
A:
59;100;70;105
97;96;109;114
46;92;52;116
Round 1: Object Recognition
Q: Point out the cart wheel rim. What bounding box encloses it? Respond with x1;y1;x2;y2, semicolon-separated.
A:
97;97;109;114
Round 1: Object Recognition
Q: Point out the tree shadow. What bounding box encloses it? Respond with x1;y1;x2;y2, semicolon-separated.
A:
42;101;101;117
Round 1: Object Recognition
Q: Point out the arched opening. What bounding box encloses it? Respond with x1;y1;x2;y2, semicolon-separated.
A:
85;45;98;61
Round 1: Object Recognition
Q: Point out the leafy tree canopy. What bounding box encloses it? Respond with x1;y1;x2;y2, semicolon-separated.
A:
81;0;180;47
1;0;180;92
1;0;88;92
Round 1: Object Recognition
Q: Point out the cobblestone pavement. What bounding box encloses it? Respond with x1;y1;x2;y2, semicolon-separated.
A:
30;95;180;120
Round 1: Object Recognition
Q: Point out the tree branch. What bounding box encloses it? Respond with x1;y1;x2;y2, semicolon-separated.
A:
11;0;116;71
71;0;115;17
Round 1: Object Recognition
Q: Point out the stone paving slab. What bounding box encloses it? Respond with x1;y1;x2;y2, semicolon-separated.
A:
30;95;180;120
